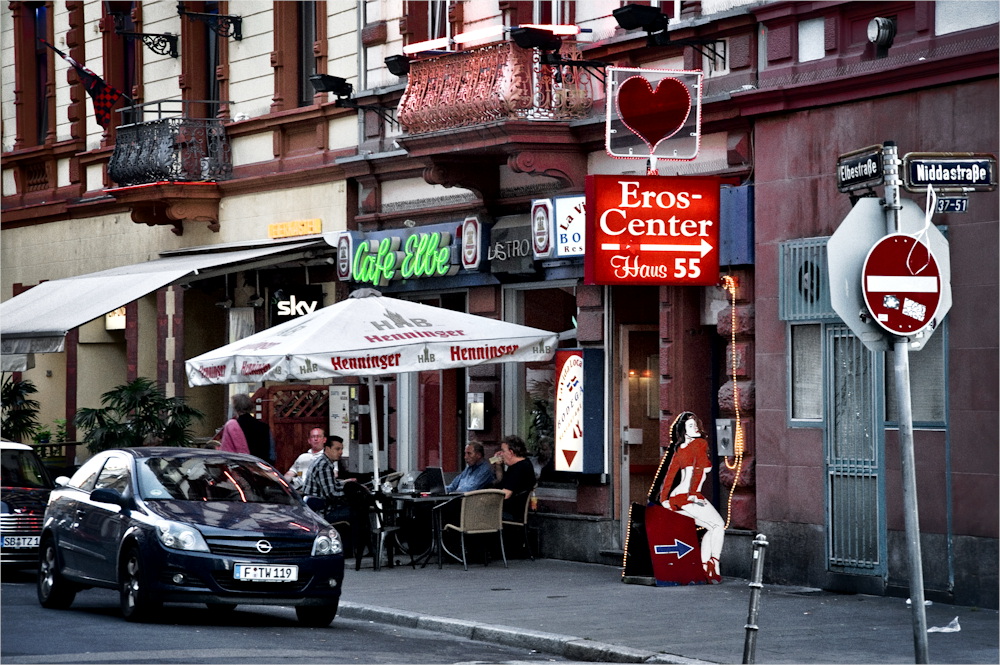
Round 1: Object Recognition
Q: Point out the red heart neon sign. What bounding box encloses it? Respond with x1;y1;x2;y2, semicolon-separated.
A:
616;76;692;153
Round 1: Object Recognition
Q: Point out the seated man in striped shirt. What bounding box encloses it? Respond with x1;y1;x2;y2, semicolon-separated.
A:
302;435;356;523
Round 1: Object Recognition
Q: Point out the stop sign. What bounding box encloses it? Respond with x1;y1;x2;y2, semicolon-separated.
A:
862;234;941;335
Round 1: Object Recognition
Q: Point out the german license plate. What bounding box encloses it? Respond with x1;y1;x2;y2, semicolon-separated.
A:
2;536;40;549
233;564;298;582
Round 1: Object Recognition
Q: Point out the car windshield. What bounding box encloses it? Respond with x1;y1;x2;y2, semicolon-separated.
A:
136;455;297;504
1;448;52;489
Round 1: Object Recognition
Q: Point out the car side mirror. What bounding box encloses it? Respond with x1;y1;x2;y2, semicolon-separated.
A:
90;487;130;510
55;476;71;487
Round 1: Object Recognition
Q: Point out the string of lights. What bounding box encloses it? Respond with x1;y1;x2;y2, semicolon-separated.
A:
721;275;744;529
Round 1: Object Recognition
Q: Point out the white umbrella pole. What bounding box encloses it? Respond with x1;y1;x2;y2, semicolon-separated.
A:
367;375;381;489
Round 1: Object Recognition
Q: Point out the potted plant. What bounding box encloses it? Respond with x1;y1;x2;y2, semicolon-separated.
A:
32;427;52;444
53;418;67;443
1;376;41;443
75;377;205;454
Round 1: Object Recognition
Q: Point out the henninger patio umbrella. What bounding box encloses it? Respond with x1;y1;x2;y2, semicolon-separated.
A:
186;289;559;486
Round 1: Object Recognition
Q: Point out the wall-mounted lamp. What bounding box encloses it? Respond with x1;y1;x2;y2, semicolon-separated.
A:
509;26;607;84
384;55;410;76
309;74;399;127
309;73;354;98
510;26;562;51
613;3;721;61
867;16;896;57
176;2;242;40
105;2;178;57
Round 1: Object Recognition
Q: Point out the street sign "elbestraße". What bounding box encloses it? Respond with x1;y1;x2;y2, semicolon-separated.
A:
837;144;884;192
902;152;997;192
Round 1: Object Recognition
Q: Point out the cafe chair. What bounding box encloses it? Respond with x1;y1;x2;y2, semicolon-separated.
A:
438;489;507;571
343;482;410;571
503;488;535;560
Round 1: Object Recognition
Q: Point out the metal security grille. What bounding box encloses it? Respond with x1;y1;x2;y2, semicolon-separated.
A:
779;238;837;321
825;325;886;575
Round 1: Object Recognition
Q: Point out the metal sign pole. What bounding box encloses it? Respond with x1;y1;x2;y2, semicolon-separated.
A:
883;142;930;664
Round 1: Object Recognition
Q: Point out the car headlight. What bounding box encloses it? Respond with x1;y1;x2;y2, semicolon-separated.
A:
155;520;209;552
311;526;343;556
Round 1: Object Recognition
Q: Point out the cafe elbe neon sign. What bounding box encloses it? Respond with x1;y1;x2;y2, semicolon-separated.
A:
351;229;461;287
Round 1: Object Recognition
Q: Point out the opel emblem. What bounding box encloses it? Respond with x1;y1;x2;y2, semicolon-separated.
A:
255;539;273;554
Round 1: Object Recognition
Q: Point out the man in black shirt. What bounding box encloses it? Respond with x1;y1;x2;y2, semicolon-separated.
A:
492;435;536;520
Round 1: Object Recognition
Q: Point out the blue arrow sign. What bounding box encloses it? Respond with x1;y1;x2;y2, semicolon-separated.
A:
653;539;694;559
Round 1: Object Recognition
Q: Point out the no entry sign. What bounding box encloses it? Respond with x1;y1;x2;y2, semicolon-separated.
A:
862;234;941;335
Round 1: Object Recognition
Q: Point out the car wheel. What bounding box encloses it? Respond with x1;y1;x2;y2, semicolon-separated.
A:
120;545;161;622
295;601;339;627
37;539;77;609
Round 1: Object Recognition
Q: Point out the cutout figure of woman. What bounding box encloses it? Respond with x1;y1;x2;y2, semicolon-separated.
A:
649;411;725;582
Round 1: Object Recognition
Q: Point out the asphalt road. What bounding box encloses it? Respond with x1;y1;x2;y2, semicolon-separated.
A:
0;569;566;664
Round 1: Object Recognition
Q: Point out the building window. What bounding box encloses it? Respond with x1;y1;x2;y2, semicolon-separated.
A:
702;38;729;77
789;319;947;428
181;1;225;119
103;1;141;126
757;23;768;72
298;1;318;107
884;328;947;426
273;1;323;111
14;2;53;147
502;1;575;25
403;0;453;45
503;282;577;468
935;0;999;35
798;17;824;62
789;323;823;422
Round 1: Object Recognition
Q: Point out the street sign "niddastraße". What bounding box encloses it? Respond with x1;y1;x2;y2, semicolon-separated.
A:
902;152;997;192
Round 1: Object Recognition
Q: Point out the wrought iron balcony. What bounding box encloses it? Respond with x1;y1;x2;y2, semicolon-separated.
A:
108;99;233;187
396;42;600;135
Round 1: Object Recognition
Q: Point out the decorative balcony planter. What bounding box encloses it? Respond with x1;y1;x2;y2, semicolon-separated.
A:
108;99;233;187
397;42;598;135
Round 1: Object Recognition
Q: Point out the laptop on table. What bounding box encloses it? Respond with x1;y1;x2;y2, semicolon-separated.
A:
414;467;452;496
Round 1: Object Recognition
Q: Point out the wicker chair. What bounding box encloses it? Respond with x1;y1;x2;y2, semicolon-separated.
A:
438;489;507;570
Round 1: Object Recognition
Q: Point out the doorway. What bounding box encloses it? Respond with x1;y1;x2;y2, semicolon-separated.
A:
825;324;887;577
619;325;661;536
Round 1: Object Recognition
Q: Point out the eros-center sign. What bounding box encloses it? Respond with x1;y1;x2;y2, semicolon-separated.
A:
584;175;722;286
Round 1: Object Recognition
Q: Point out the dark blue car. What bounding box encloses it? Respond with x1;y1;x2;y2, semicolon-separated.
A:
2;441;55;566
37;447;344;625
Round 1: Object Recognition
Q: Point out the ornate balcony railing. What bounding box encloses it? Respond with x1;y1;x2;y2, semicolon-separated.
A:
397;42;599;135
108;99;233;187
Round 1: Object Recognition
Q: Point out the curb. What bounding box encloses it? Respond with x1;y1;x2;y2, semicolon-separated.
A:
339;602;715;664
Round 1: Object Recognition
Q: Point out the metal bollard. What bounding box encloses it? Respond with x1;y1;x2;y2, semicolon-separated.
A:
743;534;769;664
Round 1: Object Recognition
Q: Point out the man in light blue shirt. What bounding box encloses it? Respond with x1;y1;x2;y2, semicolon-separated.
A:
446;442;495;493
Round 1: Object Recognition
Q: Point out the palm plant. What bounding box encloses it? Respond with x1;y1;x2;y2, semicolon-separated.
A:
1;376;41;442
75;378;205;454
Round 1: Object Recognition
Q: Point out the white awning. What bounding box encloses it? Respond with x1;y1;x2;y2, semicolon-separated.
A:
1;241;322;356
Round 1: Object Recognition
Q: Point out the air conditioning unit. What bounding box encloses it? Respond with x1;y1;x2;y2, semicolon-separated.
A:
779;237;838;321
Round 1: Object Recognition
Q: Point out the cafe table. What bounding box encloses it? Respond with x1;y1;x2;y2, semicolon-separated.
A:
382;492;460;568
